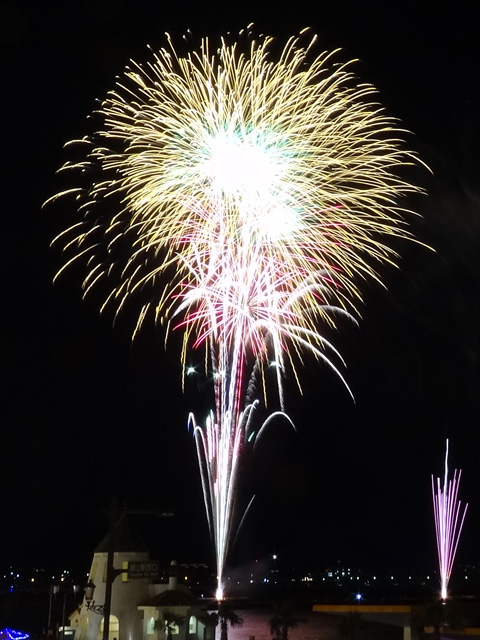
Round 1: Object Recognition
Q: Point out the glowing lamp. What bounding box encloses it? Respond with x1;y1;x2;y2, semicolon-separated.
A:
84;581;96;606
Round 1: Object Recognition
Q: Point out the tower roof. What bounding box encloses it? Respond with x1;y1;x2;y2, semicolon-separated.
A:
139;589;198;607
94;514;150;553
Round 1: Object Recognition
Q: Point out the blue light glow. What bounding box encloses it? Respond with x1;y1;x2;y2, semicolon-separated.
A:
0;629;30;640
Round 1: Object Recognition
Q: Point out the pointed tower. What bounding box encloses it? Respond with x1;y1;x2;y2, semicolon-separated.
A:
75;515;153;640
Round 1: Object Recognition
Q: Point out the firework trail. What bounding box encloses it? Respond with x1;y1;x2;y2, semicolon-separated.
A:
47;27;423;598
432;439;468;600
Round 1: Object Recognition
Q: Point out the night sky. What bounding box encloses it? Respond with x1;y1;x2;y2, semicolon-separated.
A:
2;0;480;587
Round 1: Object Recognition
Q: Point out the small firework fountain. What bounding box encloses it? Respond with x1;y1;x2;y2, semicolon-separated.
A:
432;439;468;600
48;27;425;599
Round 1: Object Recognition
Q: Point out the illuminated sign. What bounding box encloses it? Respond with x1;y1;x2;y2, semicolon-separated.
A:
128;562;159;579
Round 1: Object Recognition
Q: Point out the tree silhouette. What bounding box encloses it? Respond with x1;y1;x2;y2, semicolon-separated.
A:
269;601;305;640
209;602;243;640
154;611;185;640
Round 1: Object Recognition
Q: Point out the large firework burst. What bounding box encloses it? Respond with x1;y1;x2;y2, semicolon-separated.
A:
48;27;423;597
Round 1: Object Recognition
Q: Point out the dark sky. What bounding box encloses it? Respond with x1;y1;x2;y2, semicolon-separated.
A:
2;0;479;588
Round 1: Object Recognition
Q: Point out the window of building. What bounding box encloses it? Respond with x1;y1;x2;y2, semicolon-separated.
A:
147;617;155;635
99;615;119;640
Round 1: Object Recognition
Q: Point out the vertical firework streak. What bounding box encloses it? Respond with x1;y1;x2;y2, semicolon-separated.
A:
432;440;468;600
48;28;424;598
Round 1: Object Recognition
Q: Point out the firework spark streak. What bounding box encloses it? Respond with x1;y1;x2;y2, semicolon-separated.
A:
47;27;423;598
432;439;468;600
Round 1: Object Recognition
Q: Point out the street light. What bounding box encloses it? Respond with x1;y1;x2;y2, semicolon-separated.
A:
47;585;59;635
60;585;80;640
84;582;105;615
